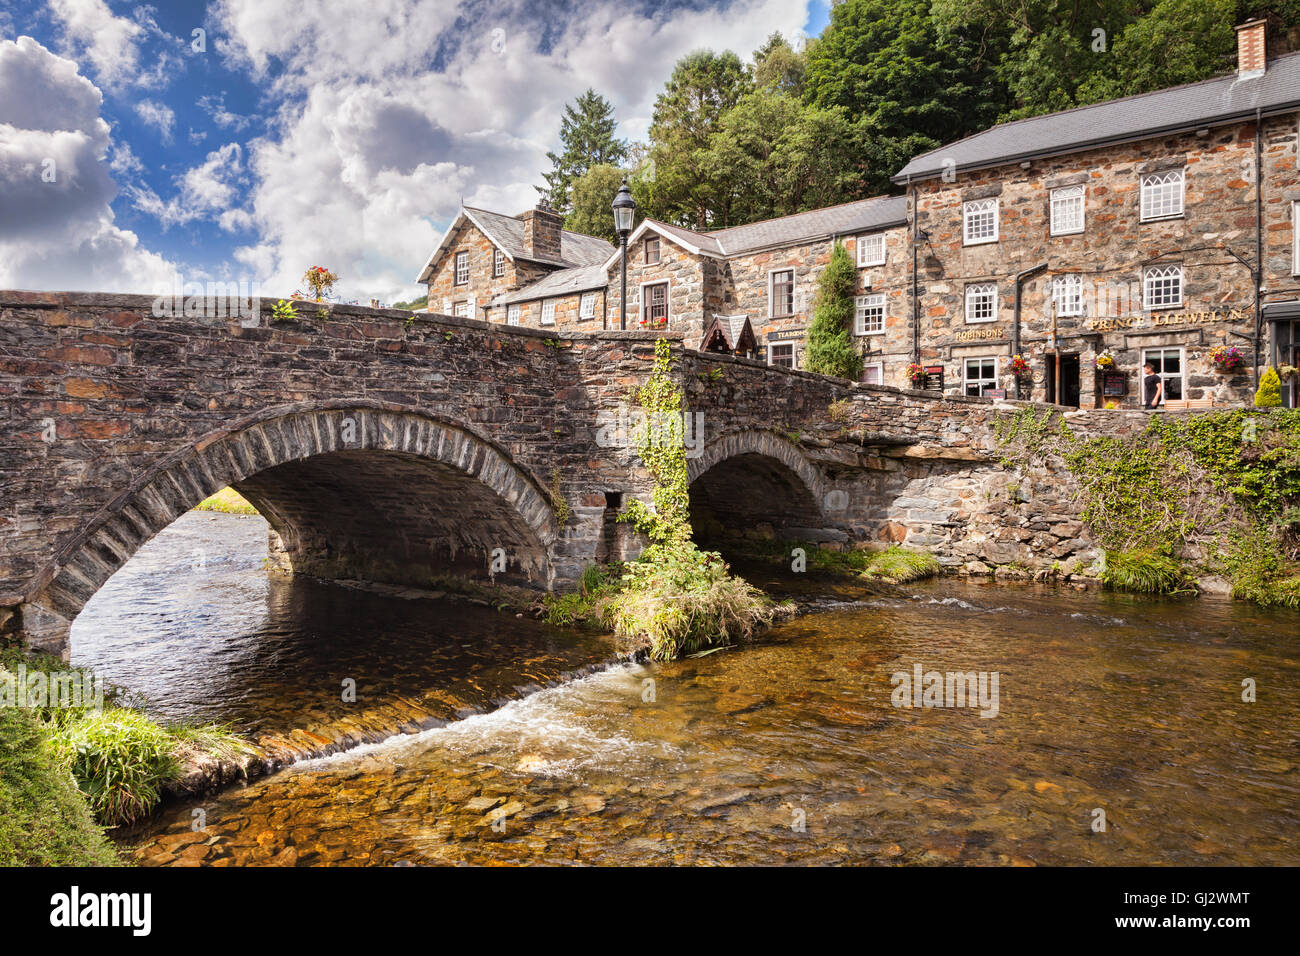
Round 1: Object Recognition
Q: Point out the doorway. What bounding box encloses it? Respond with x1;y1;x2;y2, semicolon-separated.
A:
1045;353;1081;407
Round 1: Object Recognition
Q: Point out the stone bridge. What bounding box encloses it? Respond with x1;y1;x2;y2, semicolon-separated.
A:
0;291;1090;658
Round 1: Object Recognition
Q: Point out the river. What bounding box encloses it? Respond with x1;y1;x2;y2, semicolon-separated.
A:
72;511;1300;866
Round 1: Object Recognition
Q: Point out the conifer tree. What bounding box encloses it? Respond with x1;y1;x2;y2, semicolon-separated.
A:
804;242;862;380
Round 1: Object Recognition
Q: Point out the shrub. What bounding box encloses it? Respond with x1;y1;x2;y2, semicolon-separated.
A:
804;241;862;380
1255;367;1283;408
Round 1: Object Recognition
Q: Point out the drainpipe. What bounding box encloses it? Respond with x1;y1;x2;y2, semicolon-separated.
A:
909;177;919;363
1254;106;1264;388
1012;262;1048;400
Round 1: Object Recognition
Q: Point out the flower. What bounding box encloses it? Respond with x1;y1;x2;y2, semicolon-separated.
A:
905;362;926;382
1095;350;1115;370
1208;345;1246;372
1009;353;1031;376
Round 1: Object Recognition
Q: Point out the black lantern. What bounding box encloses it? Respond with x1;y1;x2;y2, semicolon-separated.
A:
612;180;636;330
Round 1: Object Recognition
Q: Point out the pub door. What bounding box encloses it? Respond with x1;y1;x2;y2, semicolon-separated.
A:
1045;353;1081;407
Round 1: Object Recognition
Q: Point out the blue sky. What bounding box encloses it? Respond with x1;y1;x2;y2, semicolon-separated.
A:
0;0;827;303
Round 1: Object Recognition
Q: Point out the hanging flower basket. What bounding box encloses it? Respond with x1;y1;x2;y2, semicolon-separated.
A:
303;266;340;302
906;362;926;386
1009;353;1031;377
1094;350;1116;372
1276;364;1297;381
638;317;668;330
1208;345;1247;374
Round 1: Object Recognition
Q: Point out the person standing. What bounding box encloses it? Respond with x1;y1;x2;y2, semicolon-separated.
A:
1142;361;1163;410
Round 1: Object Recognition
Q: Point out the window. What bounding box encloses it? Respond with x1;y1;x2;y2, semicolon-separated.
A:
857;233;886;267
506;304;520;325
963;357;998;397
1143;265;1183;309
453;300;470;318
1140;169;1185;221
1052;274;1083;317
645;237;660;265
579;292;596;319
540;300;556;326
963;198;998;244
1050;185;1085;235
862;362;884;385
454;251;469;285
770;270;795;317
965;283;998;323
769;342;795;369
642;282;668;326
855;293;885;335
493;249;505;277
1293;201;1300;275
1142;347;1184;403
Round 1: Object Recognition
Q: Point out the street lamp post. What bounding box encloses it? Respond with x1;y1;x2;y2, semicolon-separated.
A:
612;181;636;330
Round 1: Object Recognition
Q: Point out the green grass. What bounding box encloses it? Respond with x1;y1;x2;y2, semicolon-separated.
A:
0;674;121;865
193;487;259;515
860;546;942;584
1100;548;1195;595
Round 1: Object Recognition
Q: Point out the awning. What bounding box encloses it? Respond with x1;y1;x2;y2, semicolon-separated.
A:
1262;300;1300;321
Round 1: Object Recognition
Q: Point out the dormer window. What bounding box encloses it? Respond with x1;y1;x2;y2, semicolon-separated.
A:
645;237;661;265
454;251;469;285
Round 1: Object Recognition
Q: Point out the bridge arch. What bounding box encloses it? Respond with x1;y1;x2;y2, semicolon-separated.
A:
26;403;559;638
687;430;829;543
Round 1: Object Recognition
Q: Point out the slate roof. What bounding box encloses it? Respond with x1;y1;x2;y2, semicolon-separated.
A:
491;264;608;305
700;313;756;352
894;53;1300;182
605;194;908;267
415;205;614;281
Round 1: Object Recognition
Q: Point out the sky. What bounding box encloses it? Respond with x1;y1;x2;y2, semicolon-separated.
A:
0;0;831;304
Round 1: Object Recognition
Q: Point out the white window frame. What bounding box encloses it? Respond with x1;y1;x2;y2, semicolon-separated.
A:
1143;265;1183;310
1052;274;1083;317
506;304;521;325
640;280;670;326
454;250;469;285
769;268;795;317
1140;169;1185;222
1293;200;1300;275
965;282;998;323
963;197;999;245
1142;347;1186;405
452;300;470;318
540;299;556;326
768;341;796;369
493;249;505;277
1050;185;1085;236
862;361;884;386
857;232;886;267
963;356;999;397
579;292;596;319
855;293;886;336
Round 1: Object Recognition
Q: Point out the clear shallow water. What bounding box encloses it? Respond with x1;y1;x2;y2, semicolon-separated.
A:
73;513;1300;866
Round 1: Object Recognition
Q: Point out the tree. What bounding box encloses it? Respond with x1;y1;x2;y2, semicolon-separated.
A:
698;90;862;225
565;163;632;243
753;32;806;95
805;0;1011;193
538;89;628;213
804;242;862;380
643;50;753;228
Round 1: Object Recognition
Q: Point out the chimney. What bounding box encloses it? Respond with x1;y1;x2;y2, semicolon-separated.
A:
1237;19;1267;79
520;202;563;262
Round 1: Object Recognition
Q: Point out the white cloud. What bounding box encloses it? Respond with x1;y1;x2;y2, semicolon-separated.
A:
46;0;145;89
0;36;177;292
134;98;175;142
128;142;247;230
210;0;810;302
197;92;252;131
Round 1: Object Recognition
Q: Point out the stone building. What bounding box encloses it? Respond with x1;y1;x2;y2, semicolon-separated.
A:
415;203;613;325
894;18;1300;408
417;19;1300;408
